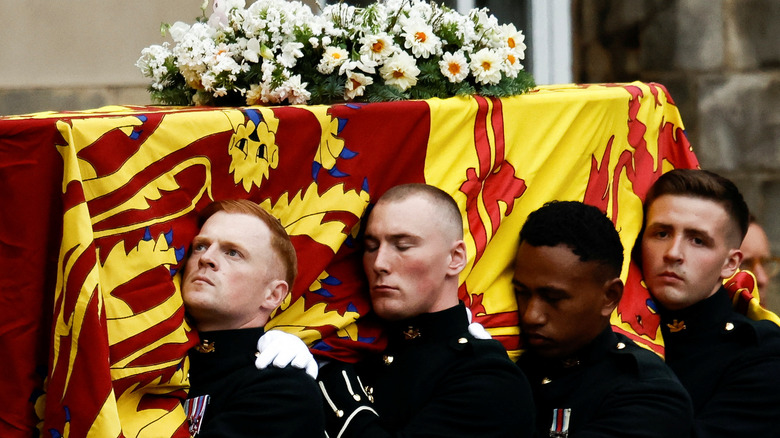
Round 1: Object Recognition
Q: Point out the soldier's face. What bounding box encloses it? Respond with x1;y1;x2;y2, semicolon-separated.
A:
182;211;282;331
513;243;619;358
363;196;461;321
641;195;741;311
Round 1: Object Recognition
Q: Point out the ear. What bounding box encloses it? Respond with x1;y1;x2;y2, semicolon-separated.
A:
447;240;468;276
261;279;289;311
600;277;624;317
720;248;743;279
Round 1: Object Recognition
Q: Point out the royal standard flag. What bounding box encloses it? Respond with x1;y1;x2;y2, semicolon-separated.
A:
4;82;771;437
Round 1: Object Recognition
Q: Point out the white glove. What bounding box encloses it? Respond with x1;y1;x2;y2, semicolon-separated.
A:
255;330;318;379
465;307;492;340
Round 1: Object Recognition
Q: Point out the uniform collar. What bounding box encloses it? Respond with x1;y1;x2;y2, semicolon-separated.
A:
520;325;618;372
386;302;468;345
659;286;732;336
192;326;266;356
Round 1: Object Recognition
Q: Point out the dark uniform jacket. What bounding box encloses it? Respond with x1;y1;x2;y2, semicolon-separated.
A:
187;327;325;437
660;287;780;437
327;303;535;438
517;327;693;438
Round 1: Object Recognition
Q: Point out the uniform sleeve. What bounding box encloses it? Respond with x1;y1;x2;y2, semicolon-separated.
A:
691;353;780;437
198;367;325;438
337;356;535;438
575;375;694;438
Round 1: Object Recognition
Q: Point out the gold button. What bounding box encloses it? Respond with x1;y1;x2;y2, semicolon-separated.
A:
616;342;626;350
542;377;552;385
383;355;394;365
725;322;735;331
458;337;468;344
336;410;344;418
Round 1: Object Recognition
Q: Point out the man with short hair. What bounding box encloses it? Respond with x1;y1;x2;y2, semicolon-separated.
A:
514;201;693;438
638;169;780;436
318;183;535;438
182;199;325;437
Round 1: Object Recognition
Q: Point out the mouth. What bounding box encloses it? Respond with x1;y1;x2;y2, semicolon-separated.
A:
190;274;214;286
522;331;552;347
371;284;397;294
658;270;683;282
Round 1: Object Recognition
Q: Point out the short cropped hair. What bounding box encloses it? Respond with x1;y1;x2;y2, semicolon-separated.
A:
198;199;297;287
520;201;624;279
377;183;464;240
643;169;749;246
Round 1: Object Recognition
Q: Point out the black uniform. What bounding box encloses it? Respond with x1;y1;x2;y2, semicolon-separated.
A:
517;327;693;438
187;327;325;437
319;303;535;437
660;287;780;437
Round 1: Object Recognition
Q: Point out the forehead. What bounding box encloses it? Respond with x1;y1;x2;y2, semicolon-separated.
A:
514;243;605;290
366;196;439;235
199;211;271;247
646;195;731;232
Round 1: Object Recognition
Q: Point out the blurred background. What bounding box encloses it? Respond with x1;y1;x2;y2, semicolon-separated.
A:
2;0;778;309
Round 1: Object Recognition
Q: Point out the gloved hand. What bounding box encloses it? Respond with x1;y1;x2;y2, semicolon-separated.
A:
318;362;378;438
255;330;319;379
465;307;492;340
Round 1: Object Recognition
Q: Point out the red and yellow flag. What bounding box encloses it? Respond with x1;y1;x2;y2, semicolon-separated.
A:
2;82;766;437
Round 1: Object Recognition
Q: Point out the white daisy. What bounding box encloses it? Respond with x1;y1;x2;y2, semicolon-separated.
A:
317;46;349;74
360;32;395;62
344;71;373;100
502;49;523;78
439;51;469;83
501;24;527;59
403;21;441;59
469;48;503;85
380;51;420;91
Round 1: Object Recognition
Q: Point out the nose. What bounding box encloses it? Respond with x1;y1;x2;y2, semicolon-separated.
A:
519;297;546;327
662;236;683;264
197;246;218;270
369;244;391;275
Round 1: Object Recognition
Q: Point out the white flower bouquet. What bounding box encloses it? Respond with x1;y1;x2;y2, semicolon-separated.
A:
136;0;535;106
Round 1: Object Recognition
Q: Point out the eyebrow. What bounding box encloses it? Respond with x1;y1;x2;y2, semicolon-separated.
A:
364;232;422;241
192;235;249;252
648;222;717;245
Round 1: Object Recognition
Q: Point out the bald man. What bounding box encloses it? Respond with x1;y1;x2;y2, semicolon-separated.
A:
317;184;534;438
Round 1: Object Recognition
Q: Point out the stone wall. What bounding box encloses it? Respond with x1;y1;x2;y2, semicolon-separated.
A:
574;0;780;308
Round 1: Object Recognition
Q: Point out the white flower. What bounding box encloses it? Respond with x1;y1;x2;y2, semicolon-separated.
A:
278;75;311;104
469;48;503;85
359;32;395;62
502;49;523;78
317;46;348;74
380;51;420;91
139;0;532;105
501;24;527;59
439;51;469;83
279;41;304;68
243;37;261;63
338;53;377;76
344;71;373;100
402;21;441;59
168;22;191;42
